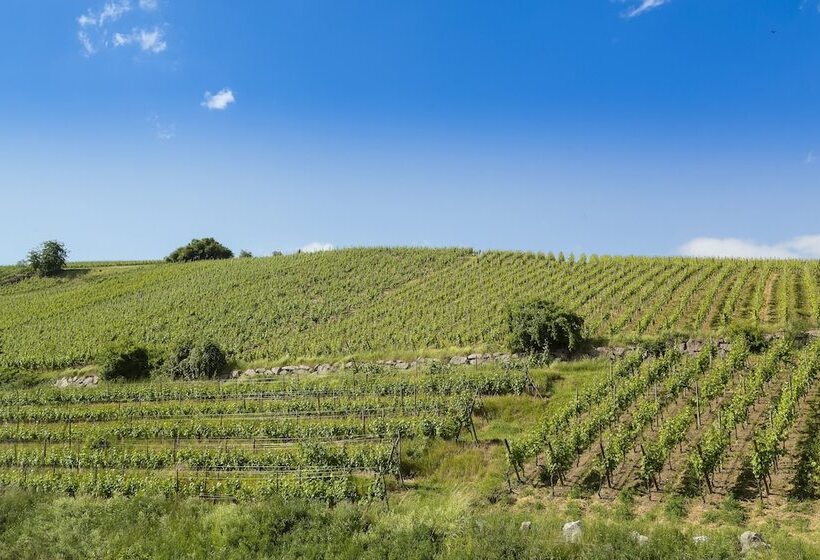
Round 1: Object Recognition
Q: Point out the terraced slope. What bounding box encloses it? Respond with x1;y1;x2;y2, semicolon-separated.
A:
0;248;818;369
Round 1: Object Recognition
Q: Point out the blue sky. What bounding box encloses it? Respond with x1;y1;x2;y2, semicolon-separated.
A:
2;0;820;263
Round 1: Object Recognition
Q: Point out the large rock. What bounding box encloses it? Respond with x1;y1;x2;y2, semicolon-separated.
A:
739;531;770;553
630;531;649;546
562;520;583;543
520;521;531;532
449;356;469;366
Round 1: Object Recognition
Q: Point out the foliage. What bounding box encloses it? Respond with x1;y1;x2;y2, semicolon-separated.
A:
726;322;767;352
165;238;233;262
164;340;228;380
238;250;253;258
98;345;151;381
506;299;584;356
26;240;68;277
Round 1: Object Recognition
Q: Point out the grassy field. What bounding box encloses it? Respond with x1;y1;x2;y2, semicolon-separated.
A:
2;248;820;558
2;248;819;370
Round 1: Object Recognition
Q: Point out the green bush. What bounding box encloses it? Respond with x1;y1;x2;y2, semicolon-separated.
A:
507;299;584;356
165;238;233;262
164;340;228;380
98;345;151;381
726;322;766;352
26;240;68;277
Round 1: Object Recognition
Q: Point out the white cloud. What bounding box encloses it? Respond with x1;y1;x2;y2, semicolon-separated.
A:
620;0;670;18
201;89;236;110
76;1;167;55
78;1;131;27
680;235;820;259
78;31;96;56
300;242;334;254
114;27;167;53
806;151;816;164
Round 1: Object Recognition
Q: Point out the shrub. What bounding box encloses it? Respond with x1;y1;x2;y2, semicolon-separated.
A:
238;250;253;258
507;299;584;356
726;322;766;352
26;240;68;277
98;345;151;381
165;238;233;262
164;340;227;380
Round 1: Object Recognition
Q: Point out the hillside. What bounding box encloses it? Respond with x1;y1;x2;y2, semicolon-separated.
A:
1;247;819;369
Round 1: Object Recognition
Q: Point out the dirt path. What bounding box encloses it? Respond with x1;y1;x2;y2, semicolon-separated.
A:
759;272;779;324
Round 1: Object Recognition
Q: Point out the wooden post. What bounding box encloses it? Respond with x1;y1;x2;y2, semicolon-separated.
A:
695;383;701;429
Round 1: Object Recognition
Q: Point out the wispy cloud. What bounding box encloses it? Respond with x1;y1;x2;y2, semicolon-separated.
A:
76;0;167;56
680;235;820;259
78;1;131;27
113;27;167;53
148;114;175;141
201;89;236;110
620;0;670;18
806;151;816;164
300;242;334;254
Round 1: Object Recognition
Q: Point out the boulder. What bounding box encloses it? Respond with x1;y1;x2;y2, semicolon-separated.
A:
739;531;770;553
562;520;583;543
630;531;649;546
520;521;532;532
449;356;469;366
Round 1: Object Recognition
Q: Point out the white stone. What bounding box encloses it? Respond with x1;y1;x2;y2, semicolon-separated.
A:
739;531;770;553
562;520;583;543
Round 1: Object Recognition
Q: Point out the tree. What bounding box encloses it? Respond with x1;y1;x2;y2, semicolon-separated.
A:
238;250;253;258
99;345;151;381
27;240;68;277
163;340;228;380
507;299;585;356
166;238;233;262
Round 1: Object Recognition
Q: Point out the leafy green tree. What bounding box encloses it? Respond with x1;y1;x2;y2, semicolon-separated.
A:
166;238;233;262
164;340;227;380
99;345;151;381
26;240;68;277
507;299;584;356
238;250;253;258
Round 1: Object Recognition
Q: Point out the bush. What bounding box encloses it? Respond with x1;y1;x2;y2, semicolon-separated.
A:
26;240;68;277
98;345;151;381
164;340;227;380
238;250;253;258
726;322;766;352
507;299;584;356
165;238;233;262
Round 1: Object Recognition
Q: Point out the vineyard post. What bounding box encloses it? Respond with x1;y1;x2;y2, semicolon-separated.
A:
695;383;701;429
599;440;611;488
503;439;522;483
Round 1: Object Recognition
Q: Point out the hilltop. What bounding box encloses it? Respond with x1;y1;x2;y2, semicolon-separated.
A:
1;247;818;369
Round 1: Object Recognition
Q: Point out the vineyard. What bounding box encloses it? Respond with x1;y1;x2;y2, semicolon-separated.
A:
508;334;820;504
1;248;820;370
0;362;533;502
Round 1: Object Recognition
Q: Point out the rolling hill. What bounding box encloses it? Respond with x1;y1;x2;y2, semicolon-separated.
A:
1;247;818;369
